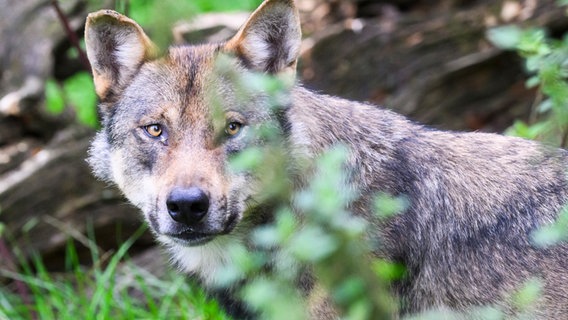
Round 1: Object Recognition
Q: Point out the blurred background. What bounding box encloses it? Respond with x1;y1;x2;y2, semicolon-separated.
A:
1;0;567;317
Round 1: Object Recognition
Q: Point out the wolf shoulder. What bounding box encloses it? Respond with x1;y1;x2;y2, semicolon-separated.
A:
288;85;568;221
290;85;568;181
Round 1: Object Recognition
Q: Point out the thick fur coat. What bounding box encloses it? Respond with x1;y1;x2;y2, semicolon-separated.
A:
85;0;568;318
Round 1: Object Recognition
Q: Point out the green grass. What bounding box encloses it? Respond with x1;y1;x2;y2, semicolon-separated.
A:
0;227;229;320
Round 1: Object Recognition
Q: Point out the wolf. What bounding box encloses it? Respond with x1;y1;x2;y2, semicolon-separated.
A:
84;0;568;318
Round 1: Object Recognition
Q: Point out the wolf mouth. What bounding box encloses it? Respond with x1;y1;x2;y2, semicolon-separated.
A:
164;212;240;247
165;230;215;246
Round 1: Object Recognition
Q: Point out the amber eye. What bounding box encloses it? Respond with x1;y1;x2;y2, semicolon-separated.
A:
225;122;242;136
145;124;162;137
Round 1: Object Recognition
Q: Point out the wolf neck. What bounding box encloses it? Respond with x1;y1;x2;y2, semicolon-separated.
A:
287;86;414;184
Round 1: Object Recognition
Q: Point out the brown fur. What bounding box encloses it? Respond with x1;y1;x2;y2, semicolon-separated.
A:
85;0;568;319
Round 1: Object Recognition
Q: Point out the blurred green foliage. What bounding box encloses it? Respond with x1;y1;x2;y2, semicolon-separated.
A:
0;226;229;320
532;206;568;247
44;79;65;115
209;54;399;320
488;2;568;252
487;16;568;145
63;72;98;128
208;2;568;317
487;4;568;319
45;72;98;128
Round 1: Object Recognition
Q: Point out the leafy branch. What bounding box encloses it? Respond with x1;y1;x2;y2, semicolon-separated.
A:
50;0;91;71
487;18;568;146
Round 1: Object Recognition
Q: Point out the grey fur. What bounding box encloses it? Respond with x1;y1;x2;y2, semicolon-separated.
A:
85;0;568;319
288;87;568;317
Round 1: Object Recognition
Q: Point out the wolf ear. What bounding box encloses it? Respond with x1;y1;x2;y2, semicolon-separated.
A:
225;0;301;75
84;10;158;100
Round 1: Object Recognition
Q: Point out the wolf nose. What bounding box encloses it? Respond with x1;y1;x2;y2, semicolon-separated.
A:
166;187;210;225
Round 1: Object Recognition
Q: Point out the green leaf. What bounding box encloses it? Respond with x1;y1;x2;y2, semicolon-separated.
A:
525;76;540;88
332;277;366;304
512;278;543;310
372;260;406;281
346;299;372;320
251;226;279;249
66;47;79;59
229;147;264;172
242;278;306;320
531;207;568;247
374;193;408;219
275;208;297;240
518;28;550;56
288;226;338;262
537;99;553;113
242;278;277;309
44;79;65;114
62;72;98;127
487;26;523;49
215;264;246;288
332;215;367;238
532;224;566;247
504;120;549;140
525;56;542;72
22;217;39;233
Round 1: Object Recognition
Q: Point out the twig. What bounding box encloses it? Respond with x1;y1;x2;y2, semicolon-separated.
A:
42;215;103;254
50;0;91;71
561;127;568;148
123;0;130;17
528;91;543;125
114;0;130;17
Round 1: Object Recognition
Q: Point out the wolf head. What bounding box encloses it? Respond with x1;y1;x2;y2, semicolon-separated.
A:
85;0;301;275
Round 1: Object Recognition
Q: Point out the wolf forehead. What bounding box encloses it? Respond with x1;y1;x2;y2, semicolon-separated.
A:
112;45;271;122
121;45;219;107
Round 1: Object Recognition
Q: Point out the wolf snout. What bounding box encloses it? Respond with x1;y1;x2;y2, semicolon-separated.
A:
166;187;210;225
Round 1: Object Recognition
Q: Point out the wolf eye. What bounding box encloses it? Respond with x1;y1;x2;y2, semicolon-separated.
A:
225;122;242;136
145;124;163;137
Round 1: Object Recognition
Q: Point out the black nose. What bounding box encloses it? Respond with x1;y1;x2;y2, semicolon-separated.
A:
166;187;210;225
